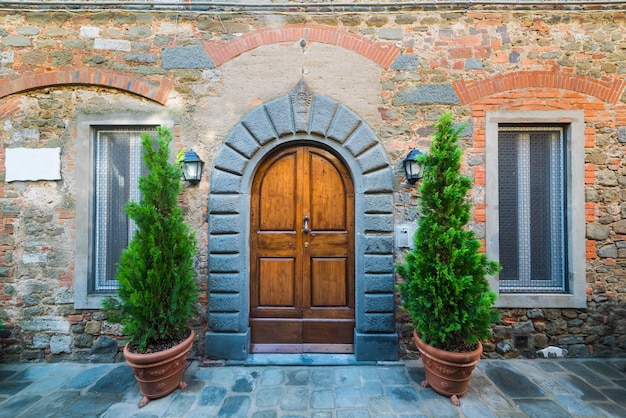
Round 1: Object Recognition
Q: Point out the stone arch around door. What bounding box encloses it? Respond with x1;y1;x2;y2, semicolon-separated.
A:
205;80;398;361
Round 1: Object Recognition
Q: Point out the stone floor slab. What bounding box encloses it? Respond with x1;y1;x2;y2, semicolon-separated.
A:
281;387;309;411
0;394;42;417
600;387;626;404
516;399;572;418
458;395;497;418
286;369;310;386
311;388;335;409
560;375;607;401
217;395;251;417
484;363;543;398
260;369;285;386
88;365;135;395
336;409;370;418
311;368;334;387
559;360;611;387
0;370;17;381
377;367;410;385
582;360;626;379
164;394;196;417
554;394;597;416
21;390;79;417
12;365;54;381
590;401;626;417
385;385;423;413
199;385;226;406
335;386;367;408
62;364;111;389
22;376;71;394
256;387;281;407
62;395;119;415
334;368;361;386
252;410;278;418
420;388;461;418
0;380;33;396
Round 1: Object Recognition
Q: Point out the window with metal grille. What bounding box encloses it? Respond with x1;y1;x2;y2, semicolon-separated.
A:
497;126;567;293
92;128;153;292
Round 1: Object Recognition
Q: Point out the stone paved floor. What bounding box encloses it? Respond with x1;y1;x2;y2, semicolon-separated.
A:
0;357;624;417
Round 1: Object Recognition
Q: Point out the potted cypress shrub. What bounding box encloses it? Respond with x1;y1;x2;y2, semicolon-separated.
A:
103;126;198;408
397;112;501;406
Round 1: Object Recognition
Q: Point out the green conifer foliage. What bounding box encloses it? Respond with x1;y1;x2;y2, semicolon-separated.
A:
103;127;198;352
397;112;500;351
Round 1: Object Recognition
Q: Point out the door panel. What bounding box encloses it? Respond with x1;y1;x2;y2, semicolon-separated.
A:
258;258;296;307
250;145;355;353
311;258;347;307
259;151;298;231
309;152;347;231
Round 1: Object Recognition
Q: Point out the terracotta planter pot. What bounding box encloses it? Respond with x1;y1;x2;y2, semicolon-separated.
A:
124;329;194;407
414;330;482;399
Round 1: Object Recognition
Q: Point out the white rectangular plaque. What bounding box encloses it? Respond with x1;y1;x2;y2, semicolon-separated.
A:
5;147;62;182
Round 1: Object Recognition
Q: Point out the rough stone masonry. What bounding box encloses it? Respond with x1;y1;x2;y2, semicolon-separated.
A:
0;4;624;361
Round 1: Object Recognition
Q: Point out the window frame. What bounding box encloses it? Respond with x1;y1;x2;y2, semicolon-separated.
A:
485;110;586;308
74;113;174;309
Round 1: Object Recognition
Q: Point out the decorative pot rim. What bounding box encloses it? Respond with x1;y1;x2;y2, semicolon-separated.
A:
413;330;482;365
123;328;195;366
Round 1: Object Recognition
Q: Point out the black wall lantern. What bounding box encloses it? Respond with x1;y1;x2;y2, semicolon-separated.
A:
403;149;424;184
182;149;204;185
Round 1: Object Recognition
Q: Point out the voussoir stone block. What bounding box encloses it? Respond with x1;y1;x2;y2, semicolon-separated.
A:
209;170;241;194
357;145;389;173
344;124;378;157
226;124;262;158
215;146;248;175
209;194;240;214
327;106;361;144
362;168;394;193
310;95;337;136
265;96;294;137
242;109;277;145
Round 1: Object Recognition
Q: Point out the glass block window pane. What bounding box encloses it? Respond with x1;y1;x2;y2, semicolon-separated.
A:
92;128;153;292
498;127;566;293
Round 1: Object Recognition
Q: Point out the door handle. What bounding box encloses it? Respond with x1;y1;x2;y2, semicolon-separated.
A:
303;216;309;234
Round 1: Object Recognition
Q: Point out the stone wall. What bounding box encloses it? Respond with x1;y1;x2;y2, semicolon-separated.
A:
0;6;625;361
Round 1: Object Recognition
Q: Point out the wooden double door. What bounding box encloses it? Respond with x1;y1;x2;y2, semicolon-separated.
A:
250;145;355;353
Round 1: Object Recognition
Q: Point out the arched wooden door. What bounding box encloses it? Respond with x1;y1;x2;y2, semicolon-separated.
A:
250;145;355;353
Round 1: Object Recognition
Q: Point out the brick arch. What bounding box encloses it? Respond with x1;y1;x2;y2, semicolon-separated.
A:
0;68;173;105
454;70;626;105
205;80;398;361
204;24;401;68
